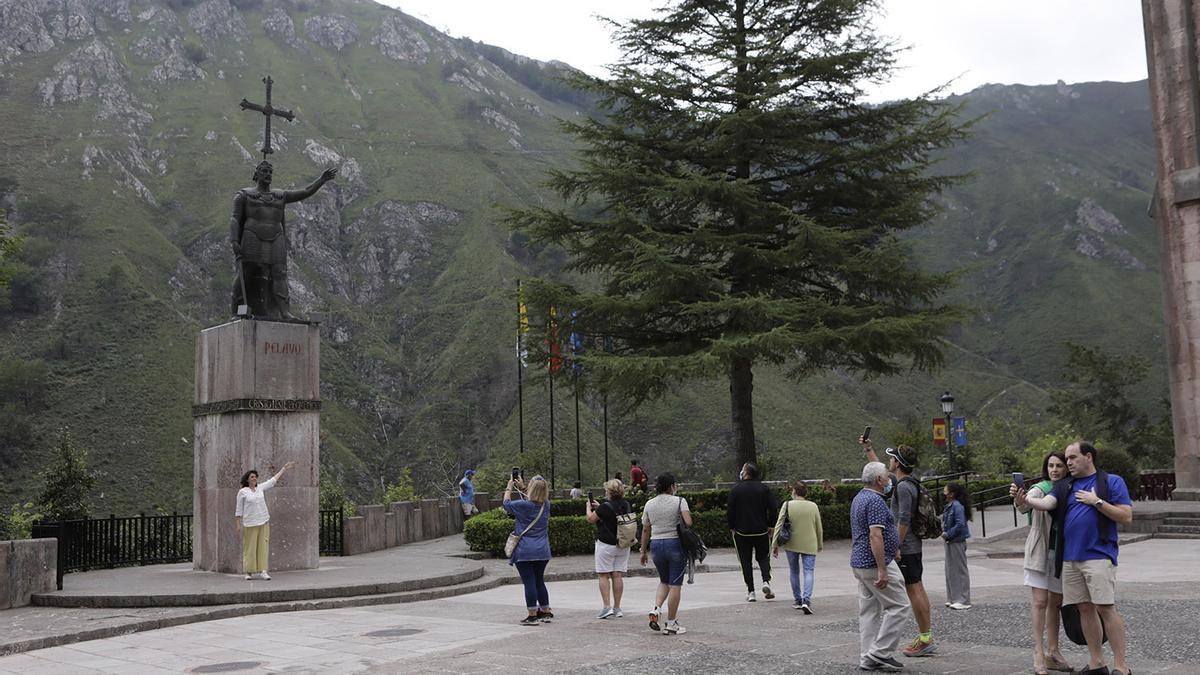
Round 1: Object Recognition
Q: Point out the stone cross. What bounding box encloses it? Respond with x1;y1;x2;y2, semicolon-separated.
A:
239;75;295;158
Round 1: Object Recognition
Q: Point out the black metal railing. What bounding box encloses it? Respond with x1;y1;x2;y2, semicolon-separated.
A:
319;507;343;556
973;476;1038;539
32;513;193;589
920;471;972;515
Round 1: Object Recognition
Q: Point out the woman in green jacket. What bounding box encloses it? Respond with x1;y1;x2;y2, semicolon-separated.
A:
770;481;823;613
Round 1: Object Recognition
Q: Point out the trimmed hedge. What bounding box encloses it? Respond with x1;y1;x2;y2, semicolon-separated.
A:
463;501;854;557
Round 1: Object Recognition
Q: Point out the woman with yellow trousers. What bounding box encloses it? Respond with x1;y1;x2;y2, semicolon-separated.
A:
235;461;294;580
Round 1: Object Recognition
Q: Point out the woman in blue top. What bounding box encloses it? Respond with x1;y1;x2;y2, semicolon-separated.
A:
504;475;552;626
941;482;972;610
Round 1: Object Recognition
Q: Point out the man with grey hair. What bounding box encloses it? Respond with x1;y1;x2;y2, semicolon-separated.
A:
850;459;911;671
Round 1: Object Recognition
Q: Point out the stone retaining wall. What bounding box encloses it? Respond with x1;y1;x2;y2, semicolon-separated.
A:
0;538;57;610
341;496;465;556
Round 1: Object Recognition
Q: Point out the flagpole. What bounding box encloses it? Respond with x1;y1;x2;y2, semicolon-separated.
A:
574;375;581;486
603;393;609;481
517;282;524;454
549;375;555;490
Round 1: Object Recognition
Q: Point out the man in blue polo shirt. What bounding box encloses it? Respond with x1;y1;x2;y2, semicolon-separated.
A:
1014;442;1133;675
850;460;911;672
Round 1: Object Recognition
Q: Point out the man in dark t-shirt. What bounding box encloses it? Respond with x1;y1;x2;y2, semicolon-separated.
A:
587;479;632;619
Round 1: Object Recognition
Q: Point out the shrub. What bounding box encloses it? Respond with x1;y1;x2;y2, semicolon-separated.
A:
381;468;419;504
37;429;94;521
463;502;857;558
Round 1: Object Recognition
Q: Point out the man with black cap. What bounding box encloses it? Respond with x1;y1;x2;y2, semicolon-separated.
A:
862;438;937;658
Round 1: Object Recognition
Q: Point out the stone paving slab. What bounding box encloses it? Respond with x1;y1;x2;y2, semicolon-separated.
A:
33;546;484;607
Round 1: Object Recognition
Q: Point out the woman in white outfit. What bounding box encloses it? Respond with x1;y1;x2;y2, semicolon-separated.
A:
235;462;294;580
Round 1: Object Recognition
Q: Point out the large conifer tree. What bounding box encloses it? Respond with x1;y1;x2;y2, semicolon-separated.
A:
508;0;971;468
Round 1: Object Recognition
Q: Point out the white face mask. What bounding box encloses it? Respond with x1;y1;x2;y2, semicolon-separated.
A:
883;478;894;496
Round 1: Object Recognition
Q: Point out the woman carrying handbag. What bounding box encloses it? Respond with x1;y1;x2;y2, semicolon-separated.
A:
771;481;823;613
504;475;553;625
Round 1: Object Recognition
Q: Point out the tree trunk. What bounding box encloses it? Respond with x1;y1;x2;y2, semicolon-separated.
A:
729;356;757;469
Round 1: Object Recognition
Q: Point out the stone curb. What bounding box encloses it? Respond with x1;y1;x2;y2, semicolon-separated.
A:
31;565;486;608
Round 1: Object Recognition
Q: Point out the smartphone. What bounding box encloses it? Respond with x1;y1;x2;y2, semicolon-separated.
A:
862;425;872;441
1012;472;1024;487
511;467;521;480
587;491;594;502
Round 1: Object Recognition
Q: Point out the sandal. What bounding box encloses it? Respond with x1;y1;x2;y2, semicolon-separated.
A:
1033;659;1049;675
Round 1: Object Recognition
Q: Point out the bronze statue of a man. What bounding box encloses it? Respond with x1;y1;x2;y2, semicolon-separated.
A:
230;160;336;320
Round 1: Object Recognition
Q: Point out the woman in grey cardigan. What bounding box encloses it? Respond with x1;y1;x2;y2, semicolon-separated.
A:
940;483;972;610
1016;451;1072;675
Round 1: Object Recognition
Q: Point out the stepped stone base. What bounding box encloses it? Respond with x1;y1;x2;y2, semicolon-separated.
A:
1172;487;1200;501
193;319;321;574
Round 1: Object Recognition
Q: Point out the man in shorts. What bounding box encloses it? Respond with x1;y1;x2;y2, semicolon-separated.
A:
458;469;479;518
1015;442;1133;675
863;439;936;657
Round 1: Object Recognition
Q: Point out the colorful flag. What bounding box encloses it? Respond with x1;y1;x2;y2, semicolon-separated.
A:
568;309;582;376
517;286;529;368
547;306;562;374
932;417;947;448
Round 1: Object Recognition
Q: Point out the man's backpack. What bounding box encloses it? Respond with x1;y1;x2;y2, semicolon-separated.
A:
902;477;943;540
615;512;639;549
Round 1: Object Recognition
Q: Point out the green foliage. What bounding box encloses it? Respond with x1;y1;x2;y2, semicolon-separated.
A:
0;208;21;290
466;487;857;557
1020;426;1081;478
507;0;971;469
1050;342;1144;439
36;429;95;521
0;502;40;540
381;468;419;504
319;472;357;517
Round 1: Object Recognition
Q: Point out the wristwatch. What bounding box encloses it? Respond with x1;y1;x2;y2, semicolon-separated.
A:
1095;498;1106;508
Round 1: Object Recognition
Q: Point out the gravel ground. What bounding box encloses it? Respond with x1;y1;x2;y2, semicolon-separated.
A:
818;599;1200;664
568;644;870;675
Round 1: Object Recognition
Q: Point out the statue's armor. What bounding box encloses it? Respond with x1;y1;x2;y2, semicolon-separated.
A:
237;189;287;264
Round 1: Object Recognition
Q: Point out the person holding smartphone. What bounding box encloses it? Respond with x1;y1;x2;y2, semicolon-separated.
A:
1015;451;1072;675
587;479;632;619
504;474;553;626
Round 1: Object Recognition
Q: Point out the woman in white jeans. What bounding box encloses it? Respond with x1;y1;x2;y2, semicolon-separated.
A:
235;462;294;580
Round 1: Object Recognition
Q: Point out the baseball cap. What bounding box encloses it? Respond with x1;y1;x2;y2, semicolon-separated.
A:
464;469;475;476
885;446;917;470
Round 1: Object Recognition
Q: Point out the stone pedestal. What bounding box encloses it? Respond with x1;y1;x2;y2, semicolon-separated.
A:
1144;0;1200;498
193;319;320;573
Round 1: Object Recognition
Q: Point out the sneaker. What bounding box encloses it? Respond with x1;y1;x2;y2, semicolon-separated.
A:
746;591;757;602
948;602;972;610
903;636;937;657
244;574;253;580
648;608;660;632
258;571;271;580
613;608;624;618
859;660;882;671
519;615;541;626
792;602;803;610
945;601;952;607
536;610;554;623
801;602;813;615
866;653;904;671
762;583;775;600
663;621;686;635
597;607;615;619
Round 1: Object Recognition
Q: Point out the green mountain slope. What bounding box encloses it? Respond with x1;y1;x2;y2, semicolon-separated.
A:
0;1;1167;512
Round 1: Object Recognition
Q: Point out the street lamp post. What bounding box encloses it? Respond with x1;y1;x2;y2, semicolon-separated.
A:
940;391;956;474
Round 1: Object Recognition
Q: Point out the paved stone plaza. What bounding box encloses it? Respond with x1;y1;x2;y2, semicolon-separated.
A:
0;537;1197;674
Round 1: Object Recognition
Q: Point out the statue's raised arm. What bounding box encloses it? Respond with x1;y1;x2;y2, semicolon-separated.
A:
282;167;337;204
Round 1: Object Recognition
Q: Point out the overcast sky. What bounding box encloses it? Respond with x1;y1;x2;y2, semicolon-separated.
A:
382;0;1148;102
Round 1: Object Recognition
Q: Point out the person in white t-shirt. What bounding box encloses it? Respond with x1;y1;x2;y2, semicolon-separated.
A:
235;461;295;580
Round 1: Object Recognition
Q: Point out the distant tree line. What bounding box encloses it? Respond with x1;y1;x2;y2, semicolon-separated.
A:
461;39;597;112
